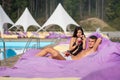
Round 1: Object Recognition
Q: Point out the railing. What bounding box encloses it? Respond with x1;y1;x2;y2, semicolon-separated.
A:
23;33;62;53
23;35;41;53
0;38;6;66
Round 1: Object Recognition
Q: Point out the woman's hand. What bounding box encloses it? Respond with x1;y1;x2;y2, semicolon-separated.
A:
76;38;82;45
82;35;86;41
64;51;70;57
77;35;86;45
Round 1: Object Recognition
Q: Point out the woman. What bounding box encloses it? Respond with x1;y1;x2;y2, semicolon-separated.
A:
68;26;86;56
35;26;86;60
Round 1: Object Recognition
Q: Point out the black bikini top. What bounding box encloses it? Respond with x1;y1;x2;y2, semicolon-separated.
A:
69;38;83;56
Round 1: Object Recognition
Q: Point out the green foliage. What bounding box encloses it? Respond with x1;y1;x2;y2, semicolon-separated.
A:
64;0;80;20
0;0;2;4
10;0;29;22
105;0;120;30
105;0;120;20
27;26;39;31
109;17;120;30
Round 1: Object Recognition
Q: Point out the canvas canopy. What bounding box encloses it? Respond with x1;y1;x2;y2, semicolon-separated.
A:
9;8;41;32
0;5;14;33
37;3;79;33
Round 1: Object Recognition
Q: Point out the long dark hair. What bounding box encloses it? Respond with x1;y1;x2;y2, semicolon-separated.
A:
72;26;84;37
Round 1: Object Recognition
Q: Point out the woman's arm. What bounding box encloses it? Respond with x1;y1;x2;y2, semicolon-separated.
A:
82;35;86;50
69;37;78;50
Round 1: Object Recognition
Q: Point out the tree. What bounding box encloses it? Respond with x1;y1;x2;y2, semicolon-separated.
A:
105;0;120;30
64;0;80;20
88;0;91;16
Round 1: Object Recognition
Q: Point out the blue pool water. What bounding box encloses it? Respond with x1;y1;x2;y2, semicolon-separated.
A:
0;41;54;48
0;41;54;60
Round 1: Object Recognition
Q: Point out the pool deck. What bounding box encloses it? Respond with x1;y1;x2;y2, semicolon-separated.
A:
3;38;67;42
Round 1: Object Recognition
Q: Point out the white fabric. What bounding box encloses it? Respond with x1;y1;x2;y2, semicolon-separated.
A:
9;8;41;32
0;5;14;33
37;3;79;33
59;52;72;60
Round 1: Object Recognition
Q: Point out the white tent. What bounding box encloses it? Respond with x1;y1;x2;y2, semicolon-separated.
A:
37;3;79;33
0;5;14;33
9;8;41;32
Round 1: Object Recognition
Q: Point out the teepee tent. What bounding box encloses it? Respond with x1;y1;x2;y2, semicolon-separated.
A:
9;8;41;32
37;3;79;33
0;5;14;33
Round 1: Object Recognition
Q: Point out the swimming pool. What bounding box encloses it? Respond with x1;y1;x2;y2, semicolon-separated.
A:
0;41;54;60
0;41;54;48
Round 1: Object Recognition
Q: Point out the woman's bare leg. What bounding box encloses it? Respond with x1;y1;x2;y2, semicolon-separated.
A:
35;47;65;60
35;47;51;56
